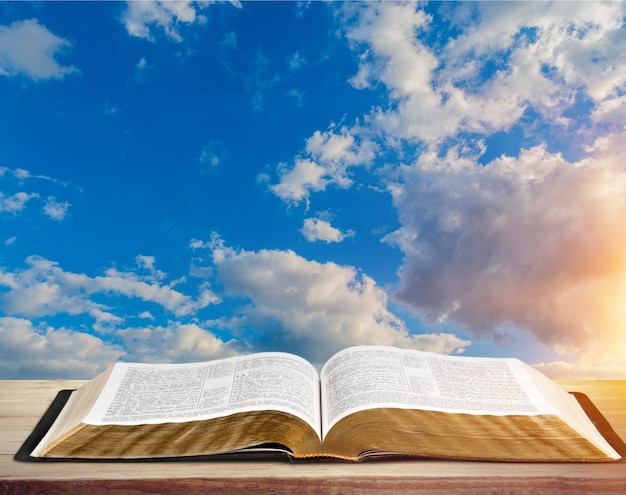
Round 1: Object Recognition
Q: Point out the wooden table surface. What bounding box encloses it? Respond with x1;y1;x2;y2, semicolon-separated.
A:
1;379;625;494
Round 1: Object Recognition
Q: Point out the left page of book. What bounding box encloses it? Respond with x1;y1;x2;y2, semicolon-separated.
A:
82;353;322;439
31;352;324;459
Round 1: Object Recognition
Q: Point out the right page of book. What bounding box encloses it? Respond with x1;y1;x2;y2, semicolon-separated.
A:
320;345;558;438
320;345;620;460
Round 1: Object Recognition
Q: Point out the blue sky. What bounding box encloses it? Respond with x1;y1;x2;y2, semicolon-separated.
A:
1;1;626;379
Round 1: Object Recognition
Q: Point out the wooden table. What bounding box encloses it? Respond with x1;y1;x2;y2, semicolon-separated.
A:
1;380;625;494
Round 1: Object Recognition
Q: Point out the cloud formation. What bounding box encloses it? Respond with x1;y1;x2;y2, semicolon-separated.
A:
0;19;76;80
0;191;38;214
270;127;377;206
199;237;468;364
359;2;626;373
300;217;354;243
265;2;626;376
0;317;124;378
122;0;241;42
43;197;71;221
0;239;467;377
3;2;625;380
0;255;231;377
123;1;203;42
0;255;220;327
342;1;626;150
387;136;626;352
1;167;70;220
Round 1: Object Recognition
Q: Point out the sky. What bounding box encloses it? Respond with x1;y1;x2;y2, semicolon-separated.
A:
1;1;626;380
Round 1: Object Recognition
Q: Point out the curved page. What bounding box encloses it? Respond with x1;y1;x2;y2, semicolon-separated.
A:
85;353;322;440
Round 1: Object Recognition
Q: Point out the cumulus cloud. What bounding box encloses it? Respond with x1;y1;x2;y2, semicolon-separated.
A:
283;1;626;377
386;133;626;367
271;1;626;209
0;317;124;378
0;255;233;377
300;217;354;243
0;19;76;80
255;2;626;376
340;1;626;152
43;197;71;221
0;317;239;378
270;127;377;205
117;322;238;363
122;1;241;42
98;267;220;317
0;255;220;327
270;158;329;205
0;192;38;214
202;238;468;365
123;1;201;41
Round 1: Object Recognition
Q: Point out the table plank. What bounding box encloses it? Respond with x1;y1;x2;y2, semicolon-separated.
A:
1;380;625;494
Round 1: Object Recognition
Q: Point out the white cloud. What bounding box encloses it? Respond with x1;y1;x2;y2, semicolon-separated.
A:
135;254;167;282
343;2;463;146
0;316;239;378
343;2;435;95
438;1;626;123
122;1;241;42
96;267;219;317
0;192;38;214
0;254;234;377
117;322;238;363
270;127;377;205
43;196;71;221
207;239;469;364
533;332;626;379
2;167;71;221
0;166;55;182
0;19;76;80
265;2;626;377
0;317;124;379
305;128;375;167
270;158;328;205
386;132;626;367
0;255;220;326
339;1;626;151
300;217;354;244
0;256;118;323
591;94;626;130
123;1;199;41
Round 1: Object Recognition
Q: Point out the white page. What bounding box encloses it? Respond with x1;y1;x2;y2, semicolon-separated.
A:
320;346;559;438
84;352;322;440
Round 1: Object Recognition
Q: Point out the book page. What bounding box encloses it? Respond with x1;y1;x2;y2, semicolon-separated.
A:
83;353;322;439
320;346;558;438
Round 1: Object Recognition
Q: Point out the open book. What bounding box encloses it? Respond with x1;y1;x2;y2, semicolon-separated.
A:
20;346;623;462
